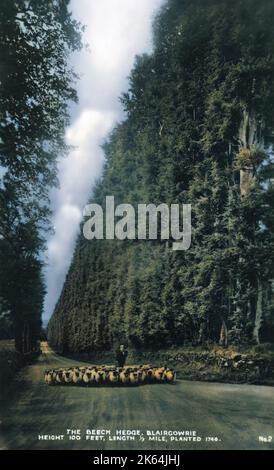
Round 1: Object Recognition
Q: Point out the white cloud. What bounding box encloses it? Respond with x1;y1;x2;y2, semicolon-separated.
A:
44;0;165;322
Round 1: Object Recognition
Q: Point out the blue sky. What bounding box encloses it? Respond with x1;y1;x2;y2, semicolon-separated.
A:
43;0;165;323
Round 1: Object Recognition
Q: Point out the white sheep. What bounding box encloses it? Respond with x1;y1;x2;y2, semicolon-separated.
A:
55;369;64;384
94;369;106;385
107;369;119;385
63;368;74;384
44;370;54;385
129;370;139;385
72;368;83;384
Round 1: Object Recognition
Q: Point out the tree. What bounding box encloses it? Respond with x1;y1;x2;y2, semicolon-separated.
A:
0;0;83;352
48;0;274;353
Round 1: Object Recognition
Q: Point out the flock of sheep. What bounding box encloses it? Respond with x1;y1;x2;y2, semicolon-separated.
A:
44;364;176;386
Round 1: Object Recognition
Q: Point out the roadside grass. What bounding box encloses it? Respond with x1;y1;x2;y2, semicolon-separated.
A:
0;340;26;398
0;340;40;398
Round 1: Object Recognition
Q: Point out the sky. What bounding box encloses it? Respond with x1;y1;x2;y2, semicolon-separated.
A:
43;0;165;323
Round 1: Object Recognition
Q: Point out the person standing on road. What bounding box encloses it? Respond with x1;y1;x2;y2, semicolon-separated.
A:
116;344;128;368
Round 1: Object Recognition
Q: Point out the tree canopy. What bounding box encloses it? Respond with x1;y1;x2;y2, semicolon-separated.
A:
47;0;274;353
0;0;83;351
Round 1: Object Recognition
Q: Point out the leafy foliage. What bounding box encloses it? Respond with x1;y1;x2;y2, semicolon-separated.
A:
0;0;82;352
48;0;274;352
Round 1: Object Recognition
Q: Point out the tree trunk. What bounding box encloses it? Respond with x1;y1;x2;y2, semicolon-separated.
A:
239;108;261;148
239;108;258;197
219;320;228;347
253;281;263;345
240;167;253;196
14;318;23;353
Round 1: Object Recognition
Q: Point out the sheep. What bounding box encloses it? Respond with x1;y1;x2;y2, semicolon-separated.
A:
72;369;83;384
83;368;94;385
51;370;58;383
154;367;165;382
63;368;74;384
129;369;139;385
94;369;106;385
91;368;99;382
146;368;155;383
164;368;176;383
107;369;119;385
138;368;147;384
55;369;64;384
44;363;176;387
119;369;130;385
44;370;54;385
44;370;49;384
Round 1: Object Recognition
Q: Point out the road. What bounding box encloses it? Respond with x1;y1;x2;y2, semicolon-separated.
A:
0;342;273;450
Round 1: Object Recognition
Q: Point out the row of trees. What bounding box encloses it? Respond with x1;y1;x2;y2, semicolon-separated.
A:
48;0;274;353
0;0;82;352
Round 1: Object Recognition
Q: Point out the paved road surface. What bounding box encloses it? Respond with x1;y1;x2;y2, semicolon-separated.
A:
0;342;273;450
